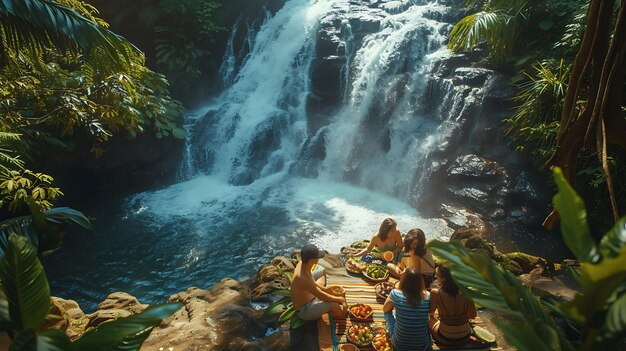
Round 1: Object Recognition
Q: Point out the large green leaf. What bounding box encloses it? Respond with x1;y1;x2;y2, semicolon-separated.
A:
277;303;295;324
0;216;37;258
599;217;626;259
428;240;573;351
0;234;50;330
266;297;291;315
560;248;626;324
552;167;599;263
72;303;181;351
428;240;519;317
605;292;626;338
43;207;92;230
36;330;72;351
492;320;557;351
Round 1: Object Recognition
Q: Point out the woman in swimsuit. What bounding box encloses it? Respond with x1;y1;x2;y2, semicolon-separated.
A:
428;265;476;345
387;229;421;277
354;218;403;264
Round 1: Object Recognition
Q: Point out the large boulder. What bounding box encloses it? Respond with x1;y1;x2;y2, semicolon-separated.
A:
142;279;286;351
86;292;148;329
41;297;89;340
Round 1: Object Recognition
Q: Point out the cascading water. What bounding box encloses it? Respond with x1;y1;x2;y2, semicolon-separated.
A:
48;0;557;310
130;0;457;287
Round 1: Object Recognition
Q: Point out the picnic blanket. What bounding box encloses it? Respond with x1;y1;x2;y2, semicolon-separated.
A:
318;271;497;351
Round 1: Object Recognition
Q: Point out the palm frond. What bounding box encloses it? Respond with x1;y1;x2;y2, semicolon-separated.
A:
0;0;139;62
449;11;513;55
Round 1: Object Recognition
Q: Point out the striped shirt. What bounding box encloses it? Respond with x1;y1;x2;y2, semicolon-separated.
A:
390;289;432;351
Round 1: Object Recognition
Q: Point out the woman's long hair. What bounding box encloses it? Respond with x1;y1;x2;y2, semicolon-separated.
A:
377;218;397;241
403;231;417;253
438;265;459;296
406;228;426;257
398;267;425;308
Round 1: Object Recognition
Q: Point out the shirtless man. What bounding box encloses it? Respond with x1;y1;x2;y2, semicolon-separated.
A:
291;244;348;320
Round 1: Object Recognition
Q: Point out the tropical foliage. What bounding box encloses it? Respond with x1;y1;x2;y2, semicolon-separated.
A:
428;167;626;351
450;0;626;229
448;0;580;67
88;0;227;89
0;0;185;210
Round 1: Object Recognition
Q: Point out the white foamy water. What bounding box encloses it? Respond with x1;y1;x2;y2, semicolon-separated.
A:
129;173;452;254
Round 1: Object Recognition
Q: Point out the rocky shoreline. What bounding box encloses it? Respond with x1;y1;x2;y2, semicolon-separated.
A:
39;212;579;351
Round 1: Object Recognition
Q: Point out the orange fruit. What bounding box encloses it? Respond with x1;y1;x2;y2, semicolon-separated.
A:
382;251;394;261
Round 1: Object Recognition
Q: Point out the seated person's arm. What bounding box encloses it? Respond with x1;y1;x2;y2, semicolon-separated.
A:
467;298;477;319
355;236;376;257
383;294;395;313
429;289;438;318
305;278;344;304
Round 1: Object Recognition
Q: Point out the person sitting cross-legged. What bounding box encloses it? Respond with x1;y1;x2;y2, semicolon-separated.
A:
383;267;432;351
291;244;347;321
428;265;477;345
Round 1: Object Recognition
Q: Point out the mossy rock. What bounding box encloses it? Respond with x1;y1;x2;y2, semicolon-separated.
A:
503;252;549;275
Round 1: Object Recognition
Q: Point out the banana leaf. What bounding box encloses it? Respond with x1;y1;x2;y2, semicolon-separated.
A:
552;167;599;263
266;297;291;315
277;304;295;324
0;234;50;330
599;217;626;259
0;216;37;258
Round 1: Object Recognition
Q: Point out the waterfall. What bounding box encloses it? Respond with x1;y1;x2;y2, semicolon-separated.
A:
46;0;561;310
130;0;467;262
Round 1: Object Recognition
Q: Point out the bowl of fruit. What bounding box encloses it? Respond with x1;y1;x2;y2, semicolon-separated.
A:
372;331;392;351
363;264;389;282
374;281;394;300
347;323;375;347
348;303;374;321
345;257;366;274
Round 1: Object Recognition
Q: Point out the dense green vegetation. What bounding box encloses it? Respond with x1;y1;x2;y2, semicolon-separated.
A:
0;0;185;212
450;0;626;231
86;0;262;101
430;167;626;351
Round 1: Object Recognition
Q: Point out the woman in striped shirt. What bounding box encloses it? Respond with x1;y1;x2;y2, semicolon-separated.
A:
383;267;432;351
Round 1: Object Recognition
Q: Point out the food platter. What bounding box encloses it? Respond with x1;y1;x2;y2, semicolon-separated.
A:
345;257;366;274
363;264;389;282
372;330;392;351
347;323;375;347
348;303;374;321
374;281;394;300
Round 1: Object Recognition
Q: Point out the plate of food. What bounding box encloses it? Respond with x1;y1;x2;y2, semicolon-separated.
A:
345;257;366;274
372;331;392;351
348;303;374;321
347;323;375;347
363;264;389;282
374;281;394;300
